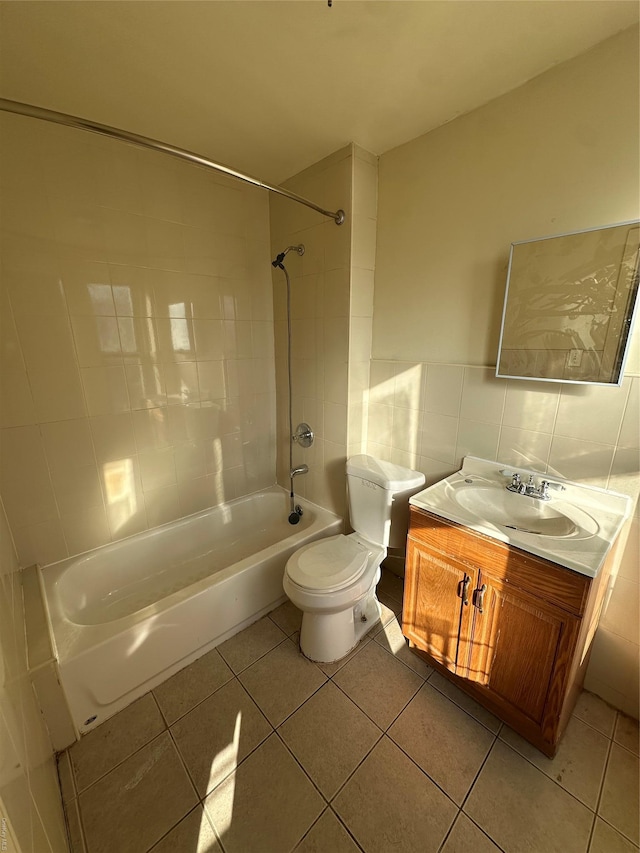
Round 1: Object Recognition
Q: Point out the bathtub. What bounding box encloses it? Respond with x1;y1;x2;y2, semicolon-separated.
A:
39;486;342;735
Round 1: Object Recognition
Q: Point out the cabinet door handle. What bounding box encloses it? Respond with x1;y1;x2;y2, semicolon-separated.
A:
458;576;471;605
473;584;487;613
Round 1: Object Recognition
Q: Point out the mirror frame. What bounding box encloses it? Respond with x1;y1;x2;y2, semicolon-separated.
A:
496;220;640;387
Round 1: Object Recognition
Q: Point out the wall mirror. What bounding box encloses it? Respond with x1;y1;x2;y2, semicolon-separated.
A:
496;220;640;386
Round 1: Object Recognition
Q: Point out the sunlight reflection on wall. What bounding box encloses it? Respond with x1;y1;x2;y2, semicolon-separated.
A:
103;458;137;532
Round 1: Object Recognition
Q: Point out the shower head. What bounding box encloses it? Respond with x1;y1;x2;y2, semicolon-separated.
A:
271;244;305;269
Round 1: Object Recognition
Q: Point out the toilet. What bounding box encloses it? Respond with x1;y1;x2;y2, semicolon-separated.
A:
283;455;425;663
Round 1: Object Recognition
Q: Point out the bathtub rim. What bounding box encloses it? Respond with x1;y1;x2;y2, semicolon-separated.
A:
39;486;343;662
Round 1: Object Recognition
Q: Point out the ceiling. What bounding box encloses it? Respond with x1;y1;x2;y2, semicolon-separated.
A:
0;1;638;184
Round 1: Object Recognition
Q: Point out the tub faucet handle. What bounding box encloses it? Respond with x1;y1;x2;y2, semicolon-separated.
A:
292;422;314;448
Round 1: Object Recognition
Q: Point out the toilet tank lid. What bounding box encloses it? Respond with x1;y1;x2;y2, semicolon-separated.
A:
347;455;426;491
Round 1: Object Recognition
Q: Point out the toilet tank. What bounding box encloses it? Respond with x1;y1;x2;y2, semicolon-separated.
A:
346;455;425;548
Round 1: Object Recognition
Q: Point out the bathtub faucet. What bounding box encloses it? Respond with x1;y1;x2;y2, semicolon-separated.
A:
290;464;309;478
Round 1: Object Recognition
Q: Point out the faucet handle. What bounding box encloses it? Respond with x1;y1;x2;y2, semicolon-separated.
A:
506;473;522;494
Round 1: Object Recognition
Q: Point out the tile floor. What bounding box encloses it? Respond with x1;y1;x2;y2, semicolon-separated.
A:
58;570;639;853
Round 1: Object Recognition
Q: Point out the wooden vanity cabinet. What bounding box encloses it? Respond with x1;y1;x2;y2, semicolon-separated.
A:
403;506;611;757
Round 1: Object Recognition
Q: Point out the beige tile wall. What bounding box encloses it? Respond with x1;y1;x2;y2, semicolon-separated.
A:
0;113;276;566
347;146;377;458
269;147;353;518
0;498;68;852
366;360;640;716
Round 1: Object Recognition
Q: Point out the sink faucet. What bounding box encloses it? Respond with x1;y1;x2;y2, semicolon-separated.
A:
507;473;551;501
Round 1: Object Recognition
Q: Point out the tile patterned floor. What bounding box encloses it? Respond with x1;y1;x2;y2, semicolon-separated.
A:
58;571;640;853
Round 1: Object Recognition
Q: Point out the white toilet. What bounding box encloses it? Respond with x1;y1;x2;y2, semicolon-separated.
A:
283;455;425;663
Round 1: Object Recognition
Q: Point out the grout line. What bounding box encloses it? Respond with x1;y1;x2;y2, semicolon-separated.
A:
166;723;205;803
421;672;502;736
496;737;606;817
593;734;614;821
330;658;422;735
607;377;633;488
572;707;618;741
152;664;235;728
585;809;598;853
72;794;89;853
144;803;207;853
435;811;460;853
610;737;640;760
376;732;460;813
493;372;508;464
593;814;640;849
328;805;368;853
149;687;170;729
326;728;385;806
72;722;168;797
372;634;433;682
166;675;274;848
458;812;510;853
272;727;331;806
194;676;275;794
271;654;391;806
270;673;329;730
288;808;330;852
266;607;302;638
217;622;289;676
459;729;500;813
57;750;77;802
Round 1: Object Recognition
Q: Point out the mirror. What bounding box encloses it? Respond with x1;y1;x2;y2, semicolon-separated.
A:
496;220;640;385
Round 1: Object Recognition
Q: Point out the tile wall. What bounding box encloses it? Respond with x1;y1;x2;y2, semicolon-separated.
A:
269;146;353;518
365;360;640;717
0;497;67;852
0;113;276;567
269;143;379;517
347;146;377;458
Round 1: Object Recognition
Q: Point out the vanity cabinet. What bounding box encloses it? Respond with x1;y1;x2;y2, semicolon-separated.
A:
403;507;611;757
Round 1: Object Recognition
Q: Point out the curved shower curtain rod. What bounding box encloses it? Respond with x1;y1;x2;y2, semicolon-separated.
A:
0;98;346;226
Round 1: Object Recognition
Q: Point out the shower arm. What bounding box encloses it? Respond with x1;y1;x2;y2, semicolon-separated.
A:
0;98;346;226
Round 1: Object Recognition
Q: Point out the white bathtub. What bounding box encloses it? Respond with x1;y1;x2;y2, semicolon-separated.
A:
39;486;342;735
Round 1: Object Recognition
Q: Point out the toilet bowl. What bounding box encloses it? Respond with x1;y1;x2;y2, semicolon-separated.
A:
284;455;425;663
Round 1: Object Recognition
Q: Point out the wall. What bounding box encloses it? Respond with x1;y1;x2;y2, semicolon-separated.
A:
0;113;275;567
370;27;640;717
269;144;378;517
347;146;378;459
0;498;68;852
373;26;640;368
269;146;353;519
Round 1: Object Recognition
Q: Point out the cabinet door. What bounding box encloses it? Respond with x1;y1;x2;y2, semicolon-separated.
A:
465;572;580;725
403;538;476;675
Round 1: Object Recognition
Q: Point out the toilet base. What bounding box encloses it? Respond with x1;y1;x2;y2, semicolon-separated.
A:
299;592;382;664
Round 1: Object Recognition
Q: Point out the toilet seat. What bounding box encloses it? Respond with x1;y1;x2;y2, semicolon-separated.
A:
286;535;371;592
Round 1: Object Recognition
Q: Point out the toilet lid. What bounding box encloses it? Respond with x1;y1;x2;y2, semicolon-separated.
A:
287;535;370;592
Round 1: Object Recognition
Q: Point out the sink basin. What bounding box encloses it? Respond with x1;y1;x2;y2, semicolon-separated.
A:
447;483;599;539
408;456;633;577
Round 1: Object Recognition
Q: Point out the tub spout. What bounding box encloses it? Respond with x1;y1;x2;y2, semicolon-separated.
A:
290;464;308;478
